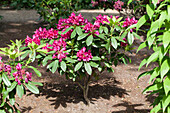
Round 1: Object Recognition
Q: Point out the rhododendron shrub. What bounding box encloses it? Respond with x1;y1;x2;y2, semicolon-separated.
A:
91;0;125;11
0;40;43;112
26;13;138;104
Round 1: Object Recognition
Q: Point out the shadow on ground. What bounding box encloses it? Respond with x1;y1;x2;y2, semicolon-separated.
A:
27;76;128;109
112;101;150;113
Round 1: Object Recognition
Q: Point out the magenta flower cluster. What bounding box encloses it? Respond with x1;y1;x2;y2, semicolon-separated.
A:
57;12;88;39
42;38;68;62
114;0;124;11
91;0;107;7
84;22;100;35
0;57;11;75
13;63;32;85
77;47;93;61
122;17;138;32
25;27;58;46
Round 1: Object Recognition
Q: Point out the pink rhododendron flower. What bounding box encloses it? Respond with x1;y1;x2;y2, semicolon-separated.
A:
77;47;93;61
114;0;124;11
16;63;22;70
25;36;32;46
43;38;68;62
91;0;99;7
121;38;128;47
56;12;88;39
13;64;32;85
122;17;138;32
84;22;100;35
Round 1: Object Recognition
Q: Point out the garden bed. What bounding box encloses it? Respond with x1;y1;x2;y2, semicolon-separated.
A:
0;9;154;113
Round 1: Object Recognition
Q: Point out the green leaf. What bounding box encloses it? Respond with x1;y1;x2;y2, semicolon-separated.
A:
62;26;73;34
103;27;108;34
162;94;170;112
163;31;170;48
16;85;24;98
52;60;59;73
31;82;43;86
161;59;170;80
25;82;39;94
20;50;30;60
97;34;105;39
61;61;67;72
143;83;162;94
2;73;11;87
74;62;83;71
105;39;111;53
146;4;154;19
111;37;117;49
137;42;147;53
76;27;83;35
27;66;42;77
136;15;149;31
127;0;133;5
149;67;159;83
71;29;76;39
65;57;77;63
0;76;2;83
146;51;159;66
9;91;15;106
164;76;170;96
84;63;92;75
92;56;101;61
127;32;134;45
77;33;88;40
137;71;153;80
168;5;170;21
42;55;52;66
86;35;93;46
90;61;99;68
132;32;141;39
0;109;6;113
150;103;161;113
7;82;17;92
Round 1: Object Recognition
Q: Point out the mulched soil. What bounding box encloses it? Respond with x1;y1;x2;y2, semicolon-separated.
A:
0;9;156;113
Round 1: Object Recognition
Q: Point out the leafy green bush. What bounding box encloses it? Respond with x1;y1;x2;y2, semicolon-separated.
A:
24;13;138;104
135;0;170;112
0;40;43;113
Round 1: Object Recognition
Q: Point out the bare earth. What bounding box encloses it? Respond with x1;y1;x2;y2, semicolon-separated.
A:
0;9;155;113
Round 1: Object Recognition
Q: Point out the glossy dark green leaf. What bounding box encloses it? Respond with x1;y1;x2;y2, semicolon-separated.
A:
74;62;83;71
71;29;76;39
84;63;92;75
111;37;117;49
61;61;67;72
7;82;17;92
127;32;134;45
52;60;59;73
16;85;24;98
31;81;43;86
25;82;39;94
90;61;99;68
86;35;93;46
77;33;88;40
27;66;42;77
92;56;101;61
76;27;83;35
2;73;11;87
